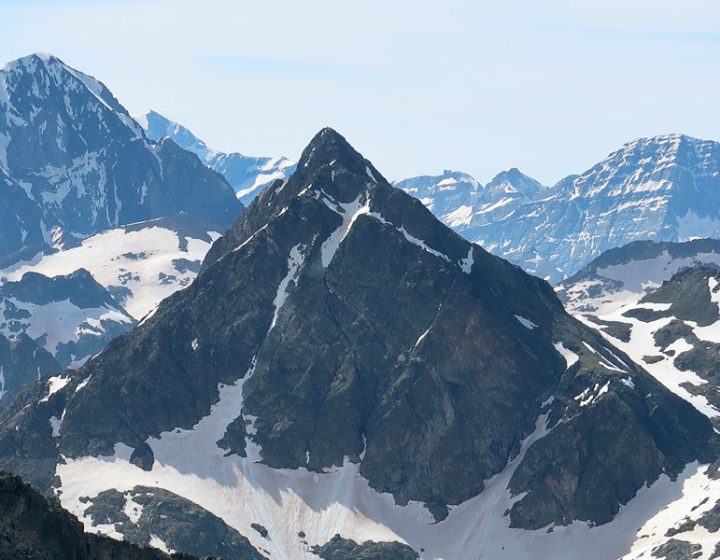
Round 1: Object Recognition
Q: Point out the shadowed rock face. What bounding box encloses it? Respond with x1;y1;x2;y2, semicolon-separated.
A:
0;53;242;264
0;128;716;552
311;534;419;560
0;471;200;560
0;333;60;408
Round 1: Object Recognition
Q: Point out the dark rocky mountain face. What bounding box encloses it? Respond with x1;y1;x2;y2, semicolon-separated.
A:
0;53;242;264
0;269;135;371
0;129;716;559
560;257;720;556
0;333;60;408
311;535;418;560
0;471;204;560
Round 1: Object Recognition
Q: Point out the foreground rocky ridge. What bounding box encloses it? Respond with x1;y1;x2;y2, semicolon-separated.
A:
0;471;200;560
0;129;716;559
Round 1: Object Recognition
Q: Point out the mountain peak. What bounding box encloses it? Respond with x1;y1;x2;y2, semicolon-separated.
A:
300;127;361;168
485;167;543;197
292;127;384;200
2;52;72;78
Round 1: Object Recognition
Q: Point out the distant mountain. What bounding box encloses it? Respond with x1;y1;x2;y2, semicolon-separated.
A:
0;53;242;265
2;215;224;321
137;110;295;205
393;169;480;221
399;134;720;282
0;333;60;408
558;238;720;315
0;269;134;369
0;128;715;560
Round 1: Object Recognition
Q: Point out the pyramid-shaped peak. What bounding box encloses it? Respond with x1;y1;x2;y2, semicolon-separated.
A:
486;167;543;196
299;128;379;178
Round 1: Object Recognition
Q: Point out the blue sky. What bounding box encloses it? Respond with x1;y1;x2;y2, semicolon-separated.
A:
0;0;718;185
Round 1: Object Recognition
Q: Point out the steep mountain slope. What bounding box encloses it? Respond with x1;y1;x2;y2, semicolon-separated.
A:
399;134;720;282
0;129;716;560
137;110;295;205
0;333;60;408
557;243;720;557
0;269;134;369
0;53;242;264
0;471;206;559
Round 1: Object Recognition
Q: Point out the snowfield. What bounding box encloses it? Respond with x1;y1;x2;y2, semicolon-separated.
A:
1;218;222;320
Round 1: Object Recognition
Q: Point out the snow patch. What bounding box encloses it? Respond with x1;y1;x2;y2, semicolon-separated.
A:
320;194;371;268
514;315;537;330
554;342;579;369
39;375;70;403
269;245;305;331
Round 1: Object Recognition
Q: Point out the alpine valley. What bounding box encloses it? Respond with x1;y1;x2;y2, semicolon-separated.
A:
2;52;720;560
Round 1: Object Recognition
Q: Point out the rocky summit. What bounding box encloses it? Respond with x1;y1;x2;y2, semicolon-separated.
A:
0;128;716;560
0;53;241;265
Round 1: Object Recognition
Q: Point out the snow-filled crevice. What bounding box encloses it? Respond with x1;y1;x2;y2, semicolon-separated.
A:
319;194;371;268
269;244;305;331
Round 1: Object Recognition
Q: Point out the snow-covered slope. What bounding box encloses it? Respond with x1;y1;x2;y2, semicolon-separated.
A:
2;215;222;320
0;269;134;368
0;53;241;265
558;239;720;315
556;242;720;558
0;128;715;560
399;134;720;283
137;110;295;206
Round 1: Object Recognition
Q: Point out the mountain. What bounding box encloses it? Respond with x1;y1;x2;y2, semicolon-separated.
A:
0;470;206;559
556;243;720;555
0;269;135;369
392;169;480;221
398;134;720;283
0;53;242;265
558;238;720;315
137;110;295;205
0;333;60;408
0;128;716;560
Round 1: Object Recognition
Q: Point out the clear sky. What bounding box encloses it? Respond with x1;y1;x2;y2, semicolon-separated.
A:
0;0;718;185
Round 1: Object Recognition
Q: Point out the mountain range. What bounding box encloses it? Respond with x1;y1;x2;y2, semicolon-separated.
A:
0;127;717;560
2;51;720;560
0;54;246;408
398;134;720;283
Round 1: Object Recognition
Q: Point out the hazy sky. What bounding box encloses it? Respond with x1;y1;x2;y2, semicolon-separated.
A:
0;0;718;184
